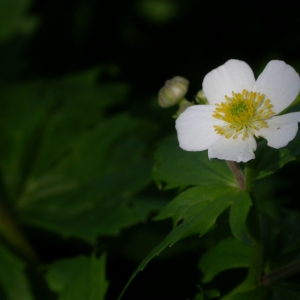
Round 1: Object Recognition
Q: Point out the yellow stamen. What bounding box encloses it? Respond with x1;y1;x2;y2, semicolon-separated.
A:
212;89;275;140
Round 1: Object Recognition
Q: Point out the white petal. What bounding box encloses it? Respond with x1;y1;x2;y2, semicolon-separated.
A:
253;60;300;114
208;135;257;163
256;112;300;148
202;59;256;105
175;105;222;151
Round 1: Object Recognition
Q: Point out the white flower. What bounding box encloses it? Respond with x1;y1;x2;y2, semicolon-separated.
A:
176;59;300;162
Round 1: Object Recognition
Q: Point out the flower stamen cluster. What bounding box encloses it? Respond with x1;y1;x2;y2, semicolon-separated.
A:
212;89;275;140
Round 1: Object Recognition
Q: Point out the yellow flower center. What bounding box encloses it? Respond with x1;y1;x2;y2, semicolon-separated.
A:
212;89;275;140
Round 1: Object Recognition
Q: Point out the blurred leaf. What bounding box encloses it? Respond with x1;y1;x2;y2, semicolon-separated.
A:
260;208;300;275
227;282;300;300
271;282;300;300
46;253;108;300
136;0;179;24
0;242;33;300
153;135;237;190
0;72;159;243
16;114;157;243
0;71;131;201
228;287;270;300
193;286;220;300
205;289;220;299
281;211;300;254
198;237;250;283
0;37;30;80
0;0;38;40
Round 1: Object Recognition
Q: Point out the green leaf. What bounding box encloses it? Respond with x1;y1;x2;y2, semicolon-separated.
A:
198;237;250;283
0;74;130;201
46;253;109;300
229;191;253;246
118;187;244;299
154;185;233;224
153;135;237;190
16;114;157;243
0;74;158;243
118;135;254;299
0;242;34;300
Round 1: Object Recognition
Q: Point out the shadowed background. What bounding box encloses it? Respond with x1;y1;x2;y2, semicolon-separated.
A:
0;1;299;299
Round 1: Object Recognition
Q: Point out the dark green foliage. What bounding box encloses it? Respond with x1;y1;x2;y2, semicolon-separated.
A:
45;254;109;300
1;0;300;299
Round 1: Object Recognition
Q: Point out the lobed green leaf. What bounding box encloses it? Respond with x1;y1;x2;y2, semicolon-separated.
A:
119;187;251;299
0;74;159;243
16;115;156;243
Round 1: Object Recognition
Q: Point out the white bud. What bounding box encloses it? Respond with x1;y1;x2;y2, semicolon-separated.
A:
158;76;189;108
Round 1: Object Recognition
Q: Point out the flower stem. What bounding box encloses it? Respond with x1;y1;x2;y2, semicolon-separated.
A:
245;160;255;194
222;160;264;299
226;161;245;190
260;260;300;286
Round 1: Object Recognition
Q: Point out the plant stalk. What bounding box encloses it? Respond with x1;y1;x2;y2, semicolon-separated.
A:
260;259;300;286
223;160;264;299
226;161;245;190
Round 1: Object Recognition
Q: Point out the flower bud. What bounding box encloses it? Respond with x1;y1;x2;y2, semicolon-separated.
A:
158;76;189;108
195;90;208;104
